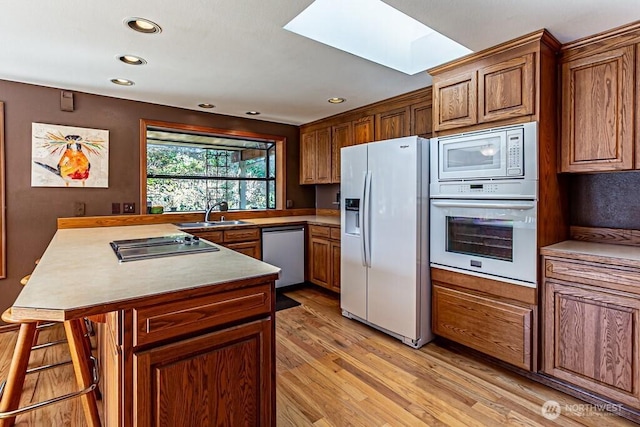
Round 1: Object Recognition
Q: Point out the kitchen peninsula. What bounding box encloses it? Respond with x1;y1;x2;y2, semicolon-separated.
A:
10;223;280;426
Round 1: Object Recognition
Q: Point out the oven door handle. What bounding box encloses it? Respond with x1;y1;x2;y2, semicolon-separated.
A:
431;200;535;210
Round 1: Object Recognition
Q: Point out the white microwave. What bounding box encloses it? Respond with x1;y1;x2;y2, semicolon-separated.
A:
431;122;537;182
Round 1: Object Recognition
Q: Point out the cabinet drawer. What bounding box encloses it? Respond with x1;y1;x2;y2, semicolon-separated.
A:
309;225;330;238
330;227;341;241
225;241;261;259
133;284;271;347
224;227;260;243
432;284;534;370
193;230;223;243
545;258;640;295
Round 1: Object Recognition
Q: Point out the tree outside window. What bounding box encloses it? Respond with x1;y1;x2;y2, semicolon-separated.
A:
144;126;278;212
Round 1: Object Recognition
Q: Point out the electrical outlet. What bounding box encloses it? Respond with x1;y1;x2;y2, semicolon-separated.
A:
123;202;135;214
286;199;293;208
74;202;85;217
112;203;121;214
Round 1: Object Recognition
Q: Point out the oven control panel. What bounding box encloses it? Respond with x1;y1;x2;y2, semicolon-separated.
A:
430;180;538;199
506;130;524;176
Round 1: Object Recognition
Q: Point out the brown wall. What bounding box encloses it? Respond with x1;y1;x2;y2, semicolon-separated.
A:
0;79;314;318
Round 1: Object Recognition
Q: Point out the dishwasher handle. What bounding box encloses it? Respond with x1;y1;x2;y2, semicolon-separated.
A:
261;226;305;233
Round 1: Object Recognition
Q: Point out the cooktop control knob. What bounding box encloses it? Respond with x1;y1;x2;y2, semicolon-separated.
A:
183;236;192;245
192;236;200;244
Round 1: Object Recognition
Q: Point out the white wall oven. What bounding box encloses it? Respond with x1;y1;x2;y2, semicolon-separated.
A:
430;122;538;287
430;199;537;285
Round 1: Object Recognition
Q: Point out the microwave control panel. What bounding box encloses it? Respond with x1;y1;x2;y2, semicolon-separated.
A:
506;129;524;176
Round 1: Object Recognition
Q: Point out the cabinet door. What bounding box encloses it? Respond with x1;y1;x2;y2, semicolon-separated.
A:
375;106;410;140
543;280;640;408
309;237;330;288
315;127;332;183
560;45;635;172
330;241;341;292
353;115;374;145
478;53;535;123
331;122;353;183
299;131;317;184
410;100;433;138
134;319;273;427
433;71;478;131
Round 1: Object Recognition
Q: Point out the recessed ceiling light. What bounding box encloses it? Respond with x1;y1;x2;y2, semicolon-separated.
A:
328;97;346;104
110;78;135;86
125;17;162;34
198;103;215;109
246;111;261;115
118;55;147;65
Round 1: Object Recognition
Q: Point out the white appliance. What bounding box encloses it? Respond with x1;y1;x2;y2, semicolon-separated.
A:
262;226;305;288
429;121;538;287
430;199;537;285
431;122;538;199
340;136;432;349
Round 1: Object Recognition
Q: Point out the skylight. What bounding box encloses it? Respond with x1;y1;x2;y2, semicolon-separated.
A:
284;0;472;75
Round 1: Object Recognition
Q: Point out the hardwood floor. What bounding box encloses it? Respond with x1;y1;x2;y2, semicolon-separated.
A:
0;286;634;426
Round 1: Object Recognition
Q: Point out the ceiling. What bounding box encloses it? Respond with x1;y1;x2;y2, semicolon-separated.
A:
1;1;638;126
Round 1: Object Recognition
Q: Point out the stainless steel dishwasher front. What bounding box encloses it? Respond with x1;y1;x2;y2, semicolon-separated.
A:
261;225;305;288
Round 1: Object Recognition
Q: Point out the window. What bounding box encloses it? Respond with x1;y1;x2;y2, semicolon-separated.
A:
140;120;285;212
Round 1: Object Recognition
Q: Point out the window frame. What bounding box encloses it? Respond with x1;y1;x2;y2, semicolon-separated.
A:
140;119;286;213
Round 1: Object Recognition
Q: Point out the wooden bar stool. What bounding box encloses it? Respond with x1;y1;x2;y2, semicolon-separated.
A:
0;309;101;427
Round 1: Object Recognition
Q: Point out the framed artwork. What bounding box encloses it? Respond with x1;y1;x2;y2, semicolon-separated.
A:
31;123;109;188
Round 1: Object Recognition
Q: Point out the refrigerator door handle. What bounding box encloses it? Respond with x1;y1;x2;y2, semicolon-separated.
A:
359;171;367;267
363;170;372;268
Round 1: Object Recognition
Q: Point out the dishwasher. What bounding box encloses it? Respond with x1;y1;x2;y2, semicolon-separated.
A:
262;225;305;289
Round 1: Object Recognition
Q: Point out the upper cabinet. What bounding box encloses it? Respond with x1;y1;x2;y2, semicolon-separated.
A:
299;126;331;184
429;30;559;135
300;87;431;184
559;23;640;173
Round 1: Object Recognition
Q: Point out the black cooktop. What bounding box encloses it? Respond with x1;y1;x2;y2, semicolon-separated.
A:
110;234;219;262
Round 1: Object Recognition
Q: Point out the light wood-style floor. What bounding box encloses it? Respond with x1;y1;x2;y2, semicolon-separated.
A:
0;286;635;426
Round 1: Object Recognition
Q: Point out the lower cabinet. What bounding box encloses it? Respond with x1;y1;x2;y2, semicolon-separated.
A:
100;280;276;427
191;227;262;259
134;319;272;426
308;225;340;292
542;253;640;409
431;268;536;370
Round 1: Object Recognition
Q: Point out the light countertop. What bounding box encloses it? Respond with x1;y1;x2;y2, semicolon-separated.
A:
240;215;340;227
12;224;280;321
541;240;640;268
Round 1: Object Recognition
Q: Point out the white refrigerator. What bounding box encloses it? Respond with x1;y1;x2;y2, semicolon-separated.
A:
340;136;433;348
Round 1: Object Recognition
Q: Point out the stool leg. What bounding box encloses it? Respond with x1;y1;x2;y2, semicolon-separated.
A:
0;322;37;427
64;319;101;427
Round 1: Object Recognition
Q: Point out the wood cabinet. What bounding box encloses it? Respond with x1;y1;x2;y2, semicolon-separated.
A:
375;106;410;140
191;227;262;259
431;268;537;371
559;24;640;172
410;100;433;139
308;225;340;292
299;127;331;184
429;30;559;134
331;116;374;183
432;71;478;131
300;87;431;184
134;318;272;426
542;245;640;409
100;277;276;427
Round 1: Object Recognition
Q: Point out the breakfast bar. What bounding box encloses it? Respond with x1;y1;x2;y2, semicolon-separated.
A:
9;224;280;426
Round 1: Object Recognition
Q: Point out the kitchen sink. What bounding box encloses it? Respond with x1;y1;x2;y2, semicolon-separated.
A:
175;220;251;228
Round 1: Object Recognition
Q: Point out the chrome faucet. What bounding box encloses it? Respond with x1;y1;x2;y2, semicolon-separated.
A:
204;201;228;222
